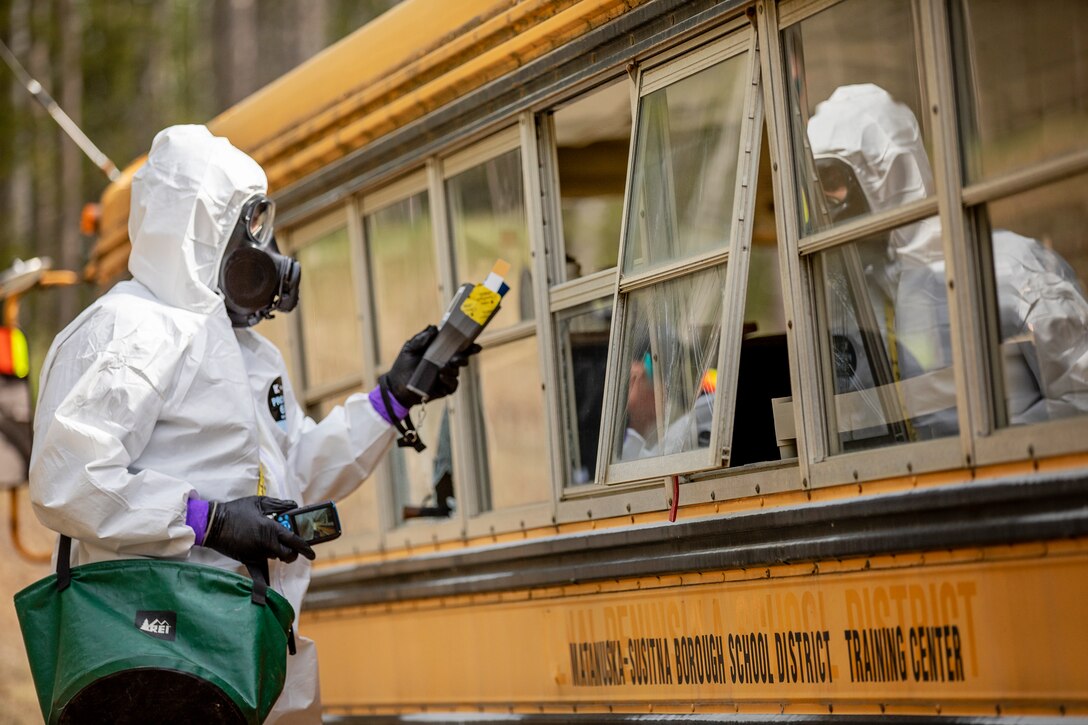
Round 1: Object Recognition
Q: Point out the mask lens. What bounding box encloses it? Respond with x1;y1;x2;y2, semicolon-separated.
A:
247;199;275;245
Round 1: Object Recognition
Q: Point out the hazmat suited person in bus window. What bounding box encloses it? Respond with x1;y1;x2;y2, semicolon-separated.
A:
29;125;478;724
807;84;1088;445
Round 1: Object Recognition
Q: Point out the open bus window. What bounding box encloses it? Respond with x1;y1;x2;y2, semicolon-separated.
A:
621;58;746;276
783;0;959;455
729;130;791;467
556;299;612;484
612;268;724;462
445;144;551;512
604;36;759;481
553;80;631;282
362;187;454;523
547;78;632;486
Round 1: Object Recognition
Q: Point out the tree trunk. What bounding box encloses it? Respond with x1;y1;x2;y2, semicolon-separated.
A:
6;0;33;261
57;0;83;324
29;0;59;336
296;0;328;66
213;0;259;110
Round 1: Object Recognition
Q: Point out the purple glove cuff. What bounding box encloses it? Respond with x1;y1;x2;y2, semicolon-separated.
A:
186;497;210;545
369;384;409;425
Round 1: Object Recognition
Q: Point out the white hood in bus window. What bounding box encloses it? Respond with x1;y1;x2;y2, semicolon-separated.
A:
806;83;933;216
128;124;266;314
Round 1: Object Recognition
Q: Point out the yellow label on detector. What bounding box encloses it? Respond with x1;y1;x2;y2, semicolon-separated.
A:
460;284;500;325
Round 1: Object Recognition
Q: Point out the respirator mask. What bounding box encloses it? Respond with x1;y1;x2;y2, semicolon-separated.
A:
219;194;301;328
815;157;873;225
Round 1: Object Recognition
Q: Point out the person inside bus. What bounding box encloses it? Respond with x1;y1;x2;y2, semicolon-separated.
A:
808;84;1088;440
620;347;713;460
28;125;478;724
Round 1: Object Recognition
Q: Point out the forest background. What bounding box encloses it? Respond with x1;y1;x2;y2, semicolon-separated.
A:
0;1;398;720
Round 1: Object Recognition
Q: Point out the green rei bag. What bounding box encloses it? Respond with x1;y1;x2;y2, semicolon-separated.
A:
14;536;295;725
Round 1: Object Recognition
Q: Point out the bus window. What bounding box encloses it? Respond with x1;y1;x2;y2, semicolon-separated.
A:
363;186;453;522
784;0;933;239
447;148;534;328
547;78;632;487
783;0;954;454
949;1;1088;429
296;223;364;389
472;335;548;509
955;0;1088;184
604;31;760;482
729;130;791;467
314;385;380;544
293;215;379;543
612;267;726;462
976;174;1088;426
621;58;746;275
556;299;612;485
553;80;631;282
445;143;550;512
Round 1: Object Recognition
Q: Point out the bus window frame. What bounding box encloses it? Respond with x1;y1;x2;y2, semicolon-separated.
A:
357;168;468;542
284;206;369;411
762;0;1088;487
942;0;1088;467
281;203;385;556
597;27;764;485
436;125;559;537
760;0;966;489
532;75;632;493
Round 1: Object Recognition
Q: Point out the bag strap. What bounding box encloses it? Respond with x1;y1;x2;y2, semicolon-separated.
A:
56;534;271;607
245;559;295;654
56;535;73;592
244;559;270;606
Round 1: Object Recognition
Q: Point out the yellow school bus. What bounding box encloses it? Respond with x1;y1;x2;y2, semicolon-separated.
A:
87;0;1088;720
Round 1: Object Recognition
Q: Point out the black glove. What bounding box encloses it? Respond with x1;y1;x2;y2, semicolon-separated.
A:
203;496;315;564
383;325;481;408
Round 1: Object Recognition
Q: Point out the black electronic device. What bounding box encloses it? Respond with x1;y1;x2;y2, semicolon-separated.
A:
274;501;341;545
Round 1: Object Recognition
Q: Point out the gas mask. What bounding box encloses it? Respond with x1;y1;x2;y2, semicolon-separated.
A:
816;157;872;225
816;156;892;273
218;194;301;328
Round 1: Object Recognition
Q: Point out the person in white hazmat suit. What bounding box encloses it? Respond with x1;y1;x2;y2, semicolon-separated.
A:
29;125;477;723
807;84;1088;445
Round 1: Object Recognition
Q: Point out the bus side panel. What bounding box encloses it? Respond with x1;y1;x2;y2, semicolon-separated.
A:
304;540;1088;716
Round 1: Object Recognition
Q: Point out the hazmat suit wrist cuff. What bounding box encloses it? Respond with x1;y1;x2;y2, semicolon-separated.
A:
369;385;408;424
186;497;210;545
